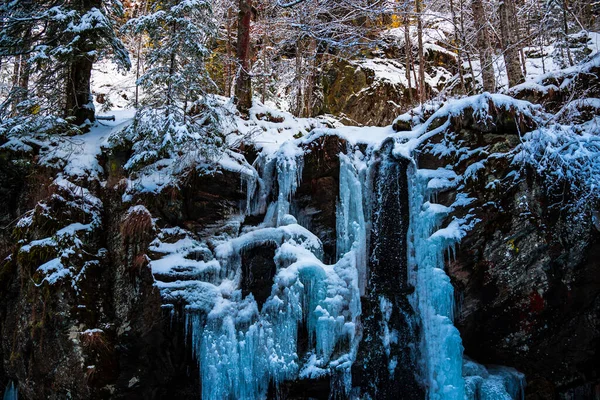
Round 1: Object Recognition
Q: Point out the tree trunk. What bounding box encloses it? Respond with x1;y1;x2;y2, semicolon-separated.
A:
261;27;268;104
471;0;496;92
294;39;303;117
166;49;176;113
460;0;475;94
562;0;573;66
234;0;253;116
225;7;234;97
134;0;148;108
303;38;317;117
65;56;95;125
65;0;102;126
11;55;29;114
415;0;427;102
499;0;524;87
403;9;413;104
450;0;466;94
11;29;31;115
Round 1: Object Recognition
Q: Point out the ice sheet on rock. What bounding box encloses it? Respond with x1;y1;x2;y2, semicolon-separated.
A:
244;138;306;225
2;381;18;400
175;139;361;398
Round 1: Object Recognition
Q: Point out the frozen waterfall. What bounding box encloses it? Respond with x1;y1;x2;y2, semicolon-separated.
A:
150;135;526;399
407;165;466;400
183;141;362;400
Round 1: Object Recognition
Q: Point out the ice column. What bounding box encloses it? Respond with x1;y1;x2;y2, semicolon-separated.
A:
407;166;465;400
336;153;367;295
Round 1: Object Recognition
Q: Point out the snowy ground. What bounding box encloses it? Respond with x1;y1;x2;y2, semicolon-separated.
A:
40;109;136;180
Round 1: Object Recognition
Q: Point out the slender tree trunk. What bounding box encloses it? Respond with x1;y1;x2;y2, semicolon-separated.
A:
411;59;419;97
460;0;475;93
295;39;303;117
262;27;268;104
471;0;496;92
520;47;527;77
225;7;234;97
11;55;27;114
135;40;142;108
562;0;573;66
234;0;253;115
415;0;426;102
11;29;31;115
499;0;524;87
134;0;148;108
450;0;466;94
166;49;176;114
304;38;317;117
403;9;413;104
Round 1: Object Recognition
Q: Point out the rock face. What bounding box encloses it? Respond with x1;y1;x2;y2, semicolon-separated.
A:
410;97;600;399
316;60;410;126
294;134;348;263
0;93;599;399
0;141;250;398
315;43;456;127
453;174;600;399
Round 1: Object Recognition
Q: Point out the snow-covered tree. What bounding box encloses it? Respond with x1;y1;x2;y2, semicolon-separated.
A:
125;0;216;113
122;0;224;168
0;0;131;126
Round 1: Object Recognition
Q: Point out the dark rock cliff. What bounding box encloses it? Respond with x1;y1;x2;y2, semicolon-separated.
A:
0;93;598;400
408;97;600;399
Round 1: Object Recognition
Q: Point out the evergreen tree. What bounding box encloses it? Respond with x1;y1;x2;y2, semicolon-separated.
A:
125;0;216;113
0;0;130;126
123;0;223;167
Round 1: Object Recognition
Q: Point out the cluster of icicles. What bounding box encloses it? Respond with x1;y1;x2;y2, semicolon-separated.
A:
174;138;525;399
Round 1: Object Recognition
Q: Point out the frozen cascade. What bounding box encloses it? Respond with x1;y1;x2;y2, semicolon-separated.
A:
182;139;361;399
407;166;465;400
2;381;17;400
243;140;303;223
336;152;368;296
153;135;526;399
352;143;424;398
188;229;361;400
244;151;276;217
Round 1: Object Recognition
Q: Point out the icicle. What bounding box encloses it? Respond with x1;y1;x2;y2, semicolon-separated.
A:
182;140;363;399
245;153;273;216
3;381;17;400
274;141;304;227
242;171;259;215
